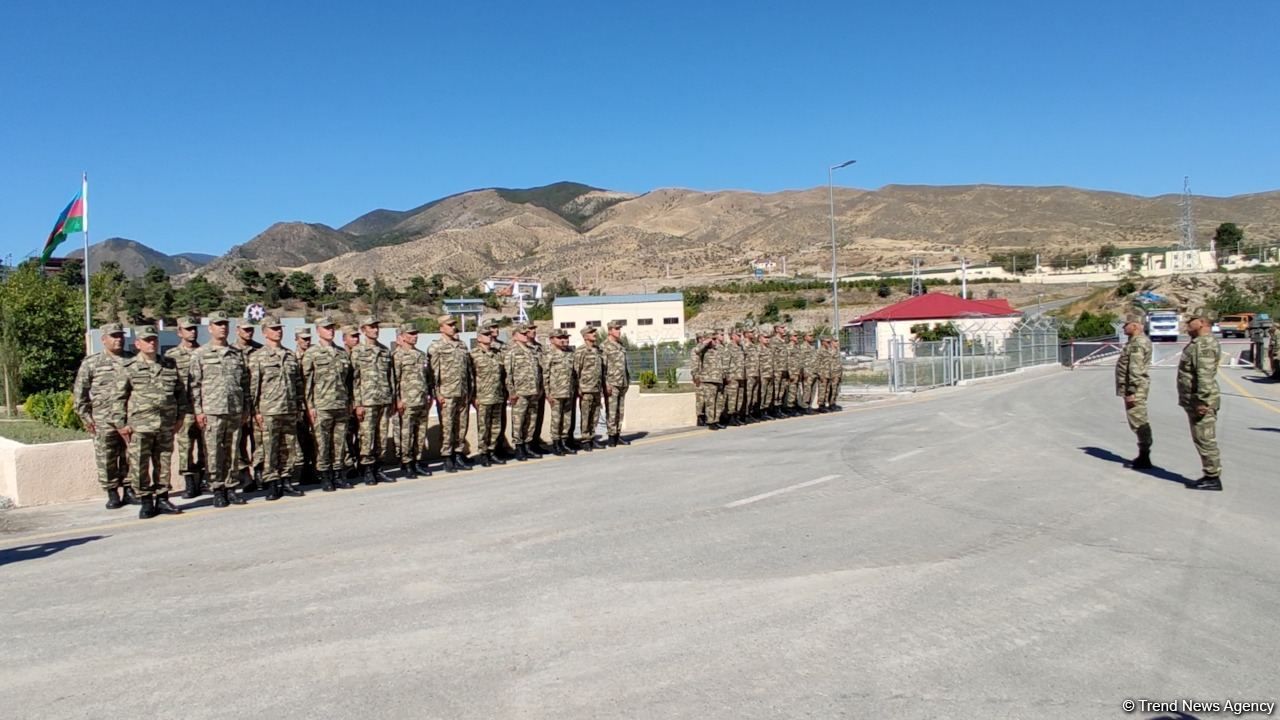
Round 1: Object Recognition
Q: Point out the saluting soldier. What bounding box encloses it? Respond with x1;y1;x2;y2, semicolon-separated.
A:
725;327;747;426
167;316;206;498
392;323;433;478
697;331;727;430
505;324;544;461
1178;311;1224;491
247;316;304;500
1115;314;1153;469
743;324;761;421
757;329;776;420
542;327;577;454
470;320;507;467
573;326;606;450
351;316;396;485
690;331;706;425
73;322;134;509
302;316;354;492
190;311;250;507
429;314;473;473
601;319;631;446
117;325;185;518
771;324;789;417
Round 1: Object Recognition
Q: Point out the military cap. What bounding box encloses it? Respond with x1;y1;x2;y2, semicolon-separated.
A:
759;329;773;338
580;326;597;337
207;311;230;324
237;322;257;331
260;314;283;328
134;324;159;339
607;319;624;329
294;326;312;338
100;322;124;335
522;322;538;333
1124;312;1145;325
435;313;455;326
804;328;815;336
176;315;199;329
399;322;419;334
360;314;380;327
478;319;498;333
341;325;359;335
742;320;756;329
314;315;337;328
549;327;569;338
1189;307;1216;322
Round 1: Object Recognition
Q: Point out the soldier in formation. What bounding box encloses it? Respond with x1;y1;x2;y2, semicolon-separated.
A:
74;322;134;508
190;311;250;507
573;326;606;450
1115;314;1153;470
248;316;305;500
293;326;317;484
116;325;185;518
393;323;433;478
303;316;355;492
430;314;473;472
168;316;206;498
543;327;578;455
505;323;544;461
1178;310;1223;491
601;320;630;446
470;320;507;466
351;316;396;485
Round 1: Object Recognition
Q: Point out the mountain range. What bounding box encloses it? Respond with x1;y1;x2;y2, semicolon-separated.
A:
89;181;1280;287
69;238;215;276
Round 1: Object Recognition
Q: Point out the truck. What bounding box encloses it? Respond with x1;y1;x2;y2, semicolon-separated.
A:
1218;312;1256;338
1146;310;1180;342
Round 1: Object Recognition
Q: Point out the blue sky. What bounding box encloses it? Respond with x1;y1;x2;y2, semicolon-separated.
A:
2;0;1277;261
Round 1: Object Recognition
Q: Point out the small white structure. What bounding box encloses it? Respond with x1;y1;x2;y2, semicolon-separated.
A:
845;293;1023;359
552;293;685;347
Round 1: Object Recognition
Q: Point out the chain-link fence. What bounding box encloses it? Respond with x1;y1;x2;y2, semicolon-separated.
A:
882;317;1061;391
626;343;690;380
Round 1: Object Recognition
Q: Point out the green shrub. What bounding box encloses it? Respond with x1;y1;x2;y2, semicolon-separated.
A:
638;370;658;389
23;390;83;430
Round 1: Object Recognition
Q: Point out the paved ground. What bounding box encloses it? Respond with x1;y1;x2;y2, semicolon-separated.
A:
2;361;1277;720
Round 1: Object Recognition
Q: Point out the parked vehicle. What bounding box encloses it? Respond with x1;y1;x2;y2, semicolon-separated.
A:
1218;312;1256;338
1146;310;1180;342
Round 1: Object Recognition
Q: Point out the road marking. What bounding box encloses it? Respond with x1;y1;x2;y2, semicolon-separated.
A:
1220;372;1280;415
887;448;925;463
724;474;840;509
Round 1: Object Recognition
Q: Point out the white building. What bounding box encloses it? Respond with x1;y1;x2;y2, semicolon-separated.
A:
844;293;1023;359
552;293;685;347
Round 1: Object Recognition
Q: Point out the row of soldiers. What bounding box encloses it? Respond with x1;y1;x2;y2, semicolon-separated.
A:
72;313;633;518
691;324;844;429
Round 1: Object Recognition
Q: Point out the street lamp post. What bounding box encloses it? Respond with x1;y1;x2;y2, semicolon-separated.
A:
828;159;856;345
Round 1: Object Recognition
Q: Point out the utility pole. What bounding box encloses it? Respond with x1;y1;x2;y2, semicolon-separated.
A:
960;256;968;299
910;258;924;297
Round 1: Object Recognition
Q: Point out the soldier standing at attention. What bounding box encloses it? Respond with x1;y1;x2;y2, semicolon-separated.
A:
542;327;577;454
601;319;630;446
743;324;761;422
527;325;549;453
800;330;820;414
784;331;804;415
248;316;304;501
690;331;706;426
1115;315;1153;470
234;322;264;490
392;323;433;478
167;316;206;498
771;324;790;418
725;327;747;426
470;321;507;467
293;326;317;485
190;311;250;507
73;322;134;509
341;324;362;479
492;334;517;458
757;329;775;420
351;316;396;486
430;314;473;473
573;326;606;450
697;331;726;430
117;325;185;518
505;324;544;461
302;316;354;492
1179;311;1224;491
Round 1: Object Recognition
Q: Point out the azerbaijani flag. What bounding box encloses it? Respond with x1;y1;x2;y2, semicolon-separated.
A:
41;189;86;265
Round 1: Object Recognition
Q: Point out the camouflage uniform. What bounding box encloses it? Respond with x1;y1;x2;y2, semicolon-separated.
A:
165;322;205;487
743;332;762;417
1177;330;1222;478
72;327;132;492
235;335;263;478
302;328;353;477
529;333;547;447
573;330;605;444
697;337;726;426
190;336;250;492
601;324;630;438
771;330;789;413
542;329;577;444
248;329;302;488
341;326;362;473
725;334;747;421
800;337;820;410
1115;330;1153;453
393;331;432;466
690;336;706;421
119;346;185;499
784;335;804;411
428;316;473;458
351;323;394;467
757;333;775;415
470;329;506;456
506;329;544;447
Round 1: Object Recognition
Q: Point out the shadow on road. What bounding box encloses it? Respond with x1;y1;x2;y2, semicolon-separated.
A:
0;535;107;568
1077;447;1194;486
1250;427;1280;433
1241;374;1277;384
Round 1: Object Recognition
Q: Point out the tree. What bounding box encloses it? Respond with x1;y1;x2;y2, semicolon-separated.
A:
405;276;434;305
287;271;318;302
321;273;340;298
59;258;85;287
877;285;892;298
910;322;959;342
1068;311;1120;339
0;264;85;395
142;266;174;317
123;279;148;323
1205;277;1252;315
262;271;287;305
1214;222;1244;256
175;275;225;315
353;278;370;297
89;261;128;323
238;267;263;296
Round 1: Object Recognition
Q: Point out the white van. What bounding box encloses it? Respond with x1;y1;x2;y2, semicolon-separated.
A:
1147;310;1180;342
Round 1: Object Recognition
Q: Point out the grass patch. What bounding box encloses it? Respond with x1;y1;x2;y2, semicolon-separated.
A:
640;383;698;394
843;371;890;385
0;419;90;444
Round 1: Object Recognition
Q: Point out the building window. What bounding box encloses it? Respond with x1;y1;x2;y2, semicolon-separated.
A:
586;320;601;328
613;319;626;326
663;317;680;325
637;318;653;326
559;321;576;329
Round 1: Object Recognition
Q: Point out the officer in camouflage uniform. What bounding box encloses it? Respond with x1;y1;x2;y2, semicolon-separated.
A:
341;325;362;479
757;329;775;420
303;316;354;492
1115;314;1153;469
542;327;577;454
351;316;396;485
470;320;507;466
293;326;317;485
1178;311;1223;490
573;326;607;449
601;319;630;446
724;326;747;426
492;334;516;458
73;322;134;509
190;311;250;507
772;325;790;418
167;316;206;498
505;323;544;461
821;334;842;411
392;323;433;478
527;325;549;453
235;322;264;489
743;325;761;421
697;331;726;429
117;325;185;518
248;315;304;500
690;331;706;425
430;314;473;472
784;331;805;415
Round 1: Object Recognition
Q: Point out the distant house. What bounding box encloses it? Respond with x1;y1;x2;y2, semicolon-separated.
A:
552;293;685;346
844;293;1022;358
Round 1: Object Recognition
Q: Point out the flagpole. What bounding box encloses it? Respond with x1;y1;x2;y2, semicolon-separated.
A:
82;173;91;348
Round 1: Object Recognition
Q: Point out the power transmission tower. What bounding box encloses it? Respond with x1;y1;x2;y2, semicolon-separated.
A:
1178;176;1199;270
910;258;924;296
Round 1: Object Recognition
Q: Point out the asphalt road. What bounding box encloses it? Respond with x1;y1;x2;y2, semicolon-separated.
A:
2;363;1277;720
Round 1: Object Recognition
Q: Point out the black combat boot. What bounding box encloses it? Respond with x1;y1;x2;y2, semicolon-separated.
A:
244;468;261;493
443;455;458;473
562;440;577;455
182;473;199;499
580;437;594;452
413;460;433;477
1189;475;1223;491
321;471;336;492
477;453;491;468
334;470;353;489
122;485;138;505
1131;449;1153;470
525;443;543;459
400;462;417;479
280;477;305;496
607;435;618;447
696;415;706;426
615;434;630;446
487;451;506;466
592;437;607;449
453;453;473;470
515;444;529;461
363;465;378;486
212;488;229;508
264;481;282;501
105;487;124;510
550;441;565;456
138;496;157;519
226;486;247;505
154;493;183;515
375;463;396;483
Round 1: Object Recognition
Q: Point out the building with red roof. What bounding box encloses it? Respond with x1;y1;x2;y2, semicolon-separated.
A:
844;293;1023;358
